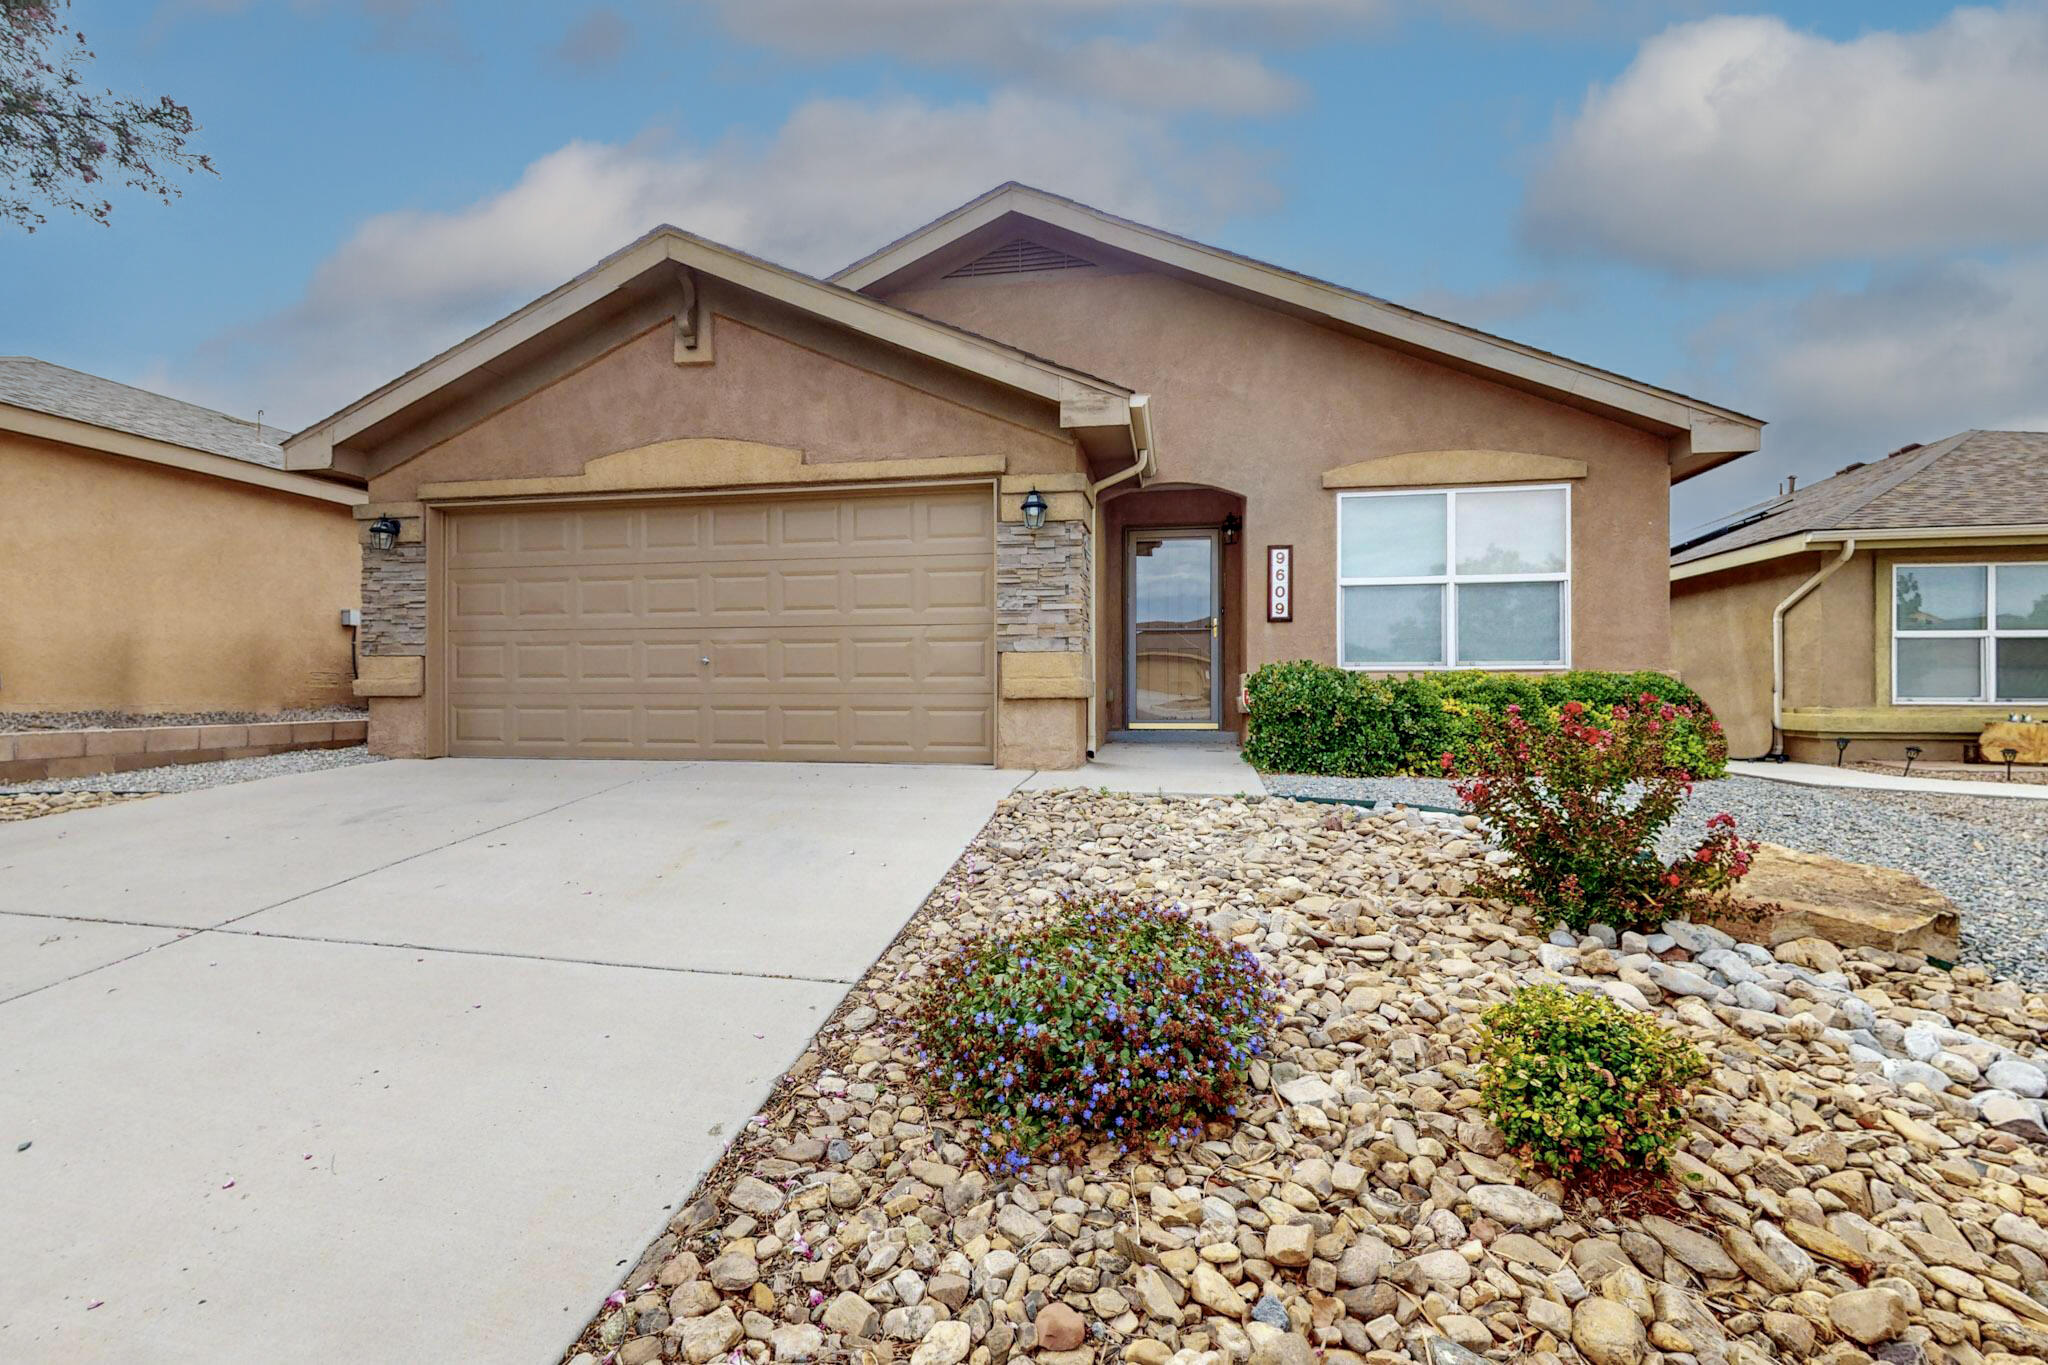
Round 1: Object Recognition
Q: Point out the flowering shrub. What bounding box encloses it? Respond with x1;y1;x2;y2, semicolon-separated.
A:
910;896;1278;1170
1478;984;1707;1179
1243;661;1725;779
1450;695;1755;934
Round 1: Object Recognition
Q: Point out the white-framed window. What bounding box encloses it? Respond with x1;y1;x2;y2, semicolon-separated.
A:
1892;563;2048;703
1336;484;1570;670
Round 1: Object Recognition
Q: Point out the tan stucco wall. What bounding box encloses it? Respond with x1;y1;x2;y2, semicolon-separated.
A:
1671;555;1821;758
0;431;361;714
1674;541;2048;760
368;296;1082;503
879;257;1677;684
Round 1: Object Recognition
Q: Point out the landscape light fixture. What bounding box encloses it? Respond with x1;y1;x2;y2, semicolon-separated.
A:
1221;513;1241;545
1902;745;1921;778
367;516;402;551
1020;488;1048;530
1834;737;1850;766
2004;747;2020;782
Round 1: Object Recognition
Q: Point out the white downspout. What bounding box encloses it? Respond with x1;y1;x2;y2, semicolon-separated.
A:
1770;537;1855;755
1086;395;1153;755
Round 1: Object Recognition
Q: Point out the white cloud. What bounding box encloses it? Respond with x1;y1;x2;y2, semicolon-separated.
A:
1672;252;2048;526
175;91;1273;427
1525;6;2048;273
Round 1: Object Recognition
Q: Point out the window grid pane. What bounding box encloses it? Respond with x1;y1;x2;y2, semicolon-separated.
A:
1996;638;2048;703
1337;487;1568;671
1896;636;1983;702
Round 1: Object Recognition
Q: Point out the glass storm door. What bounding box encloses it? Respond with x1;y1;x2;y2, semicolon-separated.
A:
1128;531;1221;728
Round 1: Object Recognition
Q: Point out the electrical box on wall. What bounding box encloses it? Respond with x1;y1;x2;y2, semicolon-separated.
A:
339;608;362;627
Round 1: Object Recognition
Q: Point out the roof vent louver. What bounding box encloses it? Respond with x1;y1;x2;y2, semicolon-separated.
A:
945;238;1097;279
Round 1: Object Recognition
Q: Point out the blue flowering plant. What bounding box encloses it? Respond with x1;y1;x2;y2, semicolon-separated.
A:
910;895;1278;1171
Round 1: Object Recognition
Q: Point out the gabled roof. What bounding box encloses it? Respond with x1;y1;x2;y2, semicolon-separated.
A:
0;356;363;506
832;183;1765;475
0;356;283;467
284;224;1148;479
1671;430;2048;570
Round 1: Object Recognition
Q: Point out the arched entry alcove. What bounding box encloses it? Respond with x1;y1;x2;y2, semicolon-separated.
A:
1098;481;1249;744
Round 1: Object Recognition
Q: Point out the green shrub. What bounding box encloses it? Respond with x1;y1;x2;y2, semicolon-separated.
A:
1243;661;1726;779
909;896;1277;1170
1452;696;1753;934
1477;984;1707;1179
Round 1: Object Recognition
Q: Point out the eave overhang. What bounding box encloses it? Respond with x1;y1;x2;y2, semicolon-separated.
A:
282;226;1145;479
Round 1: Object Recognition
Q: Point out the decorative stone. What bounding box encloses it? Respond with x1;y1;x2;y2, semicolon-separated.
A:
1035;1303;1086;1352
1828;1288;1909;1345
1572;1297;1647;1365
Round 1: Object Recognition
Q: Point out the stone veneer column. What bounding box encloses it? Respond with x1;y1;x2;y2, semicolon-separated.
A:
994;482;1092;769
351;504;429;757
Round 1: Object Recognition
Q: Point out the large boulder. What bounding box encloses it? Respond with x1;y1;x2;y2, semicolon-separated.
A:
1702;842;1959;960
1981;719;2048;765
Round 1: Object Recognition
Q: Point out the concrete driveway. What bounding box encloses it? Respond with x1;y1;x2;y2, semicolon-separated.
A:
0;758;1021;1364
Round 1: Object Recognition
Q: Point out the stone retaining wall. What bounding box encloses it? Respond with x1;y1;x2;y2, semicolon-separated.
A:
0;718;369;784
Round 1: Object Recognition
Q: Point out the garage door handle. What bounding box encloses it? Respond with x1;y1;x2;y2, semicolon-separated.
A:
701;656;711;665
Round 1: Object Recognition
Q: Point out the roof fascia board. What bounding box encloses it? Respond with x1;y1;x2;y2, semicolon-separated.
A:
284;228;1135;472
1670;533;1813;580
2;402;366;505
837;187;1762;446
1669;523;2048;580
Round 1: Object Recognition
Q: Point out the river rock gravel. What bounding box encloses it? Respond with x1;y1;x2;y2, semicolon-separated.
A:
0;705;367;731
1264;773;2048;988
566;789;2048;1365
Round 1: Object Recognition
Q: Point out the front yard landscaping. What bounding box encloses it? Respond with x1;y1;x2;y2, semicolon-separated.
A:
567;789;2048;1365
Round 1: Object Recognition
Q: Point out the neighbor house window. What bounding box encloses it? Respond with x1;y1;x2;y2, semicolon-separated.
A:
1893;563;2048;703
1337;485;1570;669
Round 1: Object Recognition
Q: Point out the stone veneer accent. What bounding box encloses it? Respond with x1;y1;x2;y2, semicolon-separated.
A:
996;519;1089;654
361;540;427;656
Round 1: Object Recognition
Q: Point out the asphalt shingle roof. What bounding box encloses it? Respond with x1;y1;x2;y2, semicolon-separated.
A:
0;357;283;468
1672;430;2048;565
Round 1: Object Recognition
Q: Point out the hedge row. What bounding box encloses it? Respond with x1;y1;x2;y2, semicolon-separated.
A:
1242;661;1727;779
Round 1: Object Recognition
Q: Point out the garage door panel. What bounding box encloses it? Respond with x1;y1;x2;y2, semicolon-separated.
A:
446;490;994;762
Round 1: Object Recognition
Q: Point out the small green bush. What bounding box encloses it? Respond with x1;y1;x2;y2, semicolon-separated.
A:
910;896;1278;1170
1242;661;1726;779
1477;984;1707;1179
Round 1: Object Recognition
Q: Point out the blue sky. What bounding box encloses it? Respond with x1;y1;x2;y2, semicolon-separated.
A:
6;1;2047;533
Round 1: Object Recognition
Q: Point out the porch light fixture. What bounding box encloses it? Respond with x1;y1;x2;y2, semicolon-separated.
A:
1020;488;1048;530
367;516;401;551
1221;513;1241;545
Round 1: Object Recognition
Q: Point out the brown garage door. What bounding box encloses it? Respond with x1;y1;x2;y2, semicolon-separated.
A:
443;488;995;762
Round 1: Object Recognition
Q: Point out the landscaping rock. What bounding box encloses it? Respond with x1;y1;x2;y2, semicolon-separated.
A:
555;790;2048;1365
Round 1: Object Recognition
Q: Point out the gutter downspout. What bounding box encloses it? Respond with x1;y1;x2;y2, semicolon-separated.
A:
1085;395;1153;756
1769;537;1855;757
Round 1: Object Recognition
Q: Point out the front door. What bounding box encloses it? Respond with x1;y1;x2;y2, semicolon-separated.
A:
1127;530;1220;728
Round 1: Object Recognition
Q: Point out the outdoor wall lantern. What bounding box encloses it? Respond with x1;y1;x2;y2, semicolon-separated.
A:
1221;513;1241;545
368;516;402;551
1020;488;1048;530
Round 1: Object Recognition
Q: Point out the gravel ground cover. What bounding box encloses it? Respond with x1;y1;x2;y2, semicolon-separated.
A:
0;744;383;797
1848;762;2048;788
0;705;367;731
1265;773;2048;988
567;789;2048;1365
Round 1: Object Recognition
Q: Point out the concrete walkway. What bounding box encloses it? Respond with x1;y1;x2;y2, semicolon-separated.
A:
0;758;1020;1364
1018;740;1259;796
1727;758;2048;801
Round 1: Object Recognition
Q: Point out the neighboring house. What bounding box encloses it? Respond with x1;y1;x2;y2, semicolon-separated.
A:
282;183;1762;768
1671;430;2048;762
0;358;366;716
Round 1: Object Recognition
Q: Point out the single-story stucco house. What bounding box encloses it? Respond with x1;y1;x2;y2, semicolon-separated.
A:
283;183;1763;768
1672;429;2048;763
0;357;366;717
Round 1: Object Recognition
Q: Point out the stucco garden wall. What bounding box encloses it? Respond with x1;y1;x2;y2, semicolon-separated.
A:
0;432;361;715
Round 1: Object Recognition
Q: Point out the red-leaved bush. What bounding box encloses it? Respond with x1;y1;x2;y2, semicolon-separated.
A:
1447;695;1757;934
